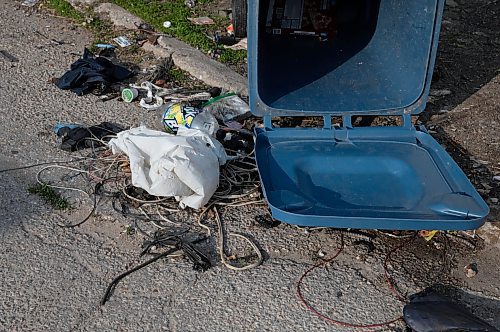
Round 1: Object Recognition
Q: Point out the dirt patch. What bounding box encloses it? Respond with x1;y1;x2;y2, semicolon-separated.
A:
421;0;500;120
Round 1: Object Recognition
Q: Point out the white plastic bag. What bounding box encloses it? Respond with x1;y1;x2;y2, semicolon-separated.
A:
108;126;227;209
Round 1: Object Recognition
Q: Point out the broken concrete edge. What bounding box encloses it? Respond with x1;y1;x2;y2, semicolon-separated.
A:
93;3;145;31
69;1;249;95
148;37;248;95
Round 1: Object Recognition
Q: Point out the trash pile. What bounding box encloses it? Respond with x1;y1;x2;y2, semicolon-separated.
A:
47;50;263;303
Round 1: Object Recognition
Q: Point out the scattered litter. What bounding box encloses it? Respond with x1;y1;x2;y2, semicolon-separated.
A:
121;87;139;103
216;129;254;153
493;175;500;181
317;250;326;258
0;50;18;62
95;43;115;49
464;263;478;278
55;122;125;152
225;120;243;130
113;36;131;48
419;230;438;241
490;198;499;204
185;0;196;8
188;16;215;25
52;123;79;134
108;126;227;209
213;32;237;46
55;48;132;96
224;38;247;50
163;21;172;28
129;81;172;110
22;0;39;6
226;24;234;35
403;289;498;331
162;103;218;135
429;89;452;97
202;93;251;123
135;22;154;32
128;80;214;110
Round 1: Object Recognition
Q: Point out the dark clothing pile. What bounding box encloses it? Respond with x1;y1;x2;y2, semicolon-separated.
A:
56;122;125;151
56;49;132;95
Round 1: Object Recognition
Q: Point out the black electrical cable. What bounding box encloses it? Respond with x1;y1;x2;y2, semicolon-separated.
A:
101;234;211;305
100;246;179;305
58;183;102;228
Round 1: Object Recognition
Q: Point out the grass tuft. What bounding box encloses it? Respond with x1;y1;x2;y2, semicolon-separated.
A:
28;184;71;210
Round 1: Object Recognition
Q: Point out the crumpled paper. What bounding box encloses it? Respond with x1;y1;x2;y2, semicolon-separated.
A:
109;126;227;209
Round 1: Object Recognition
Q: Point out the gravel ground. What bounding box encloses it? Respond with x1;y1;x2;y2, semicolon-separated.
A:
1;1;499;331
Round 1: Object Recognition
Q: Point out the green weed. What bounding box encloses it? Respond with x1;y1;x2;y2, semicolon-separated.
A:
28;184;71;210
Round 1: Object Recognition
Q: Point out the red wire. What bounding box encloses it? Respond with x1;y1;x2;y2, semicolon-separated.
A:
296;233;412;330
383;238;415;303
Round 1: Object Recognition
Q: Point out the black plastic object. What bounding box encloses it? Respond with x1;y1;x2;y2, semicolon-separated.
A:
56;48;132;96
232;0;247;38
404;291;499;332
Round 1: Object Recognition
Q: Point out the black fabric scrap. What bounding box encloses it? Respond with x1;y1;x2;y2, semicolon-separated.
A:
57;122;125;151
56;48;132;95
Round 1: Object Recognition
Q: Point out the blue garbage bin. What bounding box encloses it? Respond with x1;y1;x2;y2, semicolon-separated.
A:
247;0;489;230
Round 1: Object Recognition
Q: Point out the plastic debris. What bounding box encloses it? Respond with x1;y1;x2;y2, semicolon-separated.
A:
22;0;39;7
188;17;215;25
224;38;247;50
202;93;251;123
162;103;218;135
52;123;79;134
95;44;115;49
130;81;166;110
121;87;139;103
493;175;500;181
108;126;227;209
464;263;478;278
185;0;196;8
419;230;439;241
113;36;131;48
163;21;172;28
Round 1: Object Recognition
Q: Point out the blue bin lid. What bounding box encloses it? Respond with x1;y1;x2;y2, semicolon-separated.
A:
248;0;445;116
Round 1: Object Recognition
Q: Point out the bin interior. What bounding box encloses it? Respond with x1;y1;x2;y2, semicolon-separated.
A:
255;128;489;229
254;0;440;114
